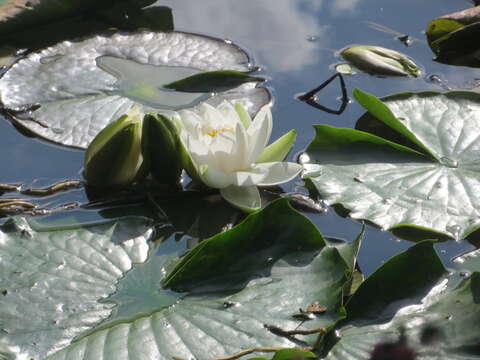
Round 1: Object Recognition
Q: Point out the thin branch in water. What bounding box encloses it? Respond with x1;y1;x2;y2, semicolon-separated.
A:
0;183;20;192
298;73;349;115
52;202;81;212
22;180;84;196
0;198;25;203
0;200;36;209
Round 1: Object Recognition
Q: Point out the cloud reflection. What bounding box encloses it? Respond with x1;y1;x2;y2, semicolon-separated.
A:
331;0;362;12
159;0;331;73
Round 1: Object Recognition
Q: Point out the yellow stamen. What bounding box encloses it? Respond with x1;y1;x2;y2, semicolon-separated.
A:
205;127;232;137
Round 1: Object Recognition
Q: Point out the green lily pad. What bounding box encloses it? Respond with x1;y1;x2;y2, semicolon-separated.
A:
248;348;317;360
47;199;360;360
426;6;480;67
0;0;146;34
454;248;480;273
302;89;480;240
322;242;480;359
0;31;270;149
0;216;153;359
0;199;361;360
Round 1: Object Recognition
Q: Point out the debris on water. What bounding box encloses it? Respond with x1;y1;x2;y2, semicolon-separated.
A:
306;301;327;314
285;193;327;213
223;301;239;309
397;34;412;46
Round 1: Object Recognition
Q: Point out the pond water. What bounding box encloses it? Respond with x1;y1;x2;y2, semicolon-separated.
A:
1;0;479;278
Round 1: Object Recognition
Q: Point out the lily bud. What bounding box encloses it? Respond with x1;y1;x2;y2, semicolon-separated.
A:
340;45;421;77
84;107;144;188
141;113;184;187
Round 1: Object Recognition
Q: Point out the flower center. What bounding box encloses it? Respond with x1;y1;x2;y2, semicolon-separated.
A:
204;126;232;137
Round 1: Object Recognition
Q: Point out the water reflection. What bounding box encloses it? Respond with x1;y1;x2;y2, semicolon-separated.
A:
159;0;330;72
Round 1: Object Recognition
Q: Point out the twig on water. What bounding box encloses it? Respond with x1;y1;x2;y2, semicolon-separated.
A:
0;200;36;209
0;183;20;192
22;180;84;196
298;72;349;115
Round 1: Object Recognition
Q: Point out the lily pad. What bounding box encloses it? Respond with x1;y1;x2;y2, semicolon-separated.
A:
322;242;480;359
0;216;153;359
302;89;480;240
0;199;361;359
0;0;145;34
426;6;480;67
0;31;270;149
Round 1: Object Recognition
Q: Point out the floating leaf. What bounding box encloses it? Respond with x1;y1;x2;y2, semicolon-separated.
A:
0;31;270;149
0;216;153;359
0;0;144;34
0;199;361;360
302;89;480;240
50;199;360;359
164;70;265;93
323;242;480;360
426;6;480;67
249;348;317;360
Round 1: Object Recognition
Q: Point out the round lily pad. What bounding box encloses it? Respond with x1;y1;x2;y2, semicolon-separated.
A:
0;31;270;149
303;89;480;240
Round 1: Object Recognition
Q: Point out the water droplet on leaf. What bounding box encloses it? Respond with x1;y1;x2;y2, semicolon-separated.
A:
297;152;310;164
446;224;462;240
440;157;458;168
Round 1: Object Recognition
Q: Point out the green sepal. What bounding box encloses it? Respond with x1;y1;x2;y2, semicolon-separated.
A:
142;113;183;187
84;112;144;188
257;129;297;163
234;102;252;128
163;70;265;93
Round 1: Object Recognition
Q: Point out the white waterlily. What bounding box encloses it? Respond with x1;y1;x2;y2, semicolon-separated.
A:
176;102;302;212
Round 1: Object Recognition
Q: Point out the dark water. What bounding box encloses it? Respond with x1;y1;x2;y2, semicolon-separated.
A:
1;0;479;274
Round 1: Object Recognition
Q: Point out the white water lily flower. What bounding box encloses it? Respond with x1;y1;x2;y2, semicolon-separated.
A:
176;102;302;212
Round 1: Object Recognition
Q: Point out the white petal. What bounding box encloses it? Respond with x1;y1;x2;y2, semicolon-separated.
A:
230;162;302;187
179;109;202;136
199;164;234;188
246;104;273;164
231;167;268;186
186;135;215;169
231;121;249;169
220;185;261;213
254;162;303;186
218;101;242;126
210;131;235;155
199;102;224;128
